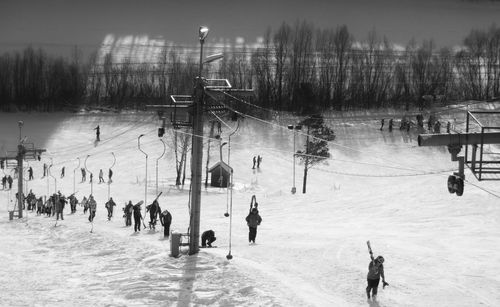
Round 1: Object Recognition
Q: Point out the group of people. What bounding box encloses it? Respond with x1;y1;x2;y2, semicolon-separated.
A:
252;155;262;169
80;168;113;184
380;114;453;135
1;175;13;189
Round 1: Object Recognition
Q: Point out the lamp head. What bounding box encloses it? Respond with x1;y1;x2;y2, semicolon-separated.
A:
199;26;209;41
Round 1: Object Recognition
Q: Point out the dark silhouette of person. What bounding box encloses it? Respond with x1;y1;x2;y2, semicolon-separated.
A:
201;230;216;247
94;125;100;141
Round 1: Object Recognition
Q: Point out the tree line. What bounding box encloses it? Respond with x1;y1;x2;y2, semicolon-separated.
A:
0;22;499;113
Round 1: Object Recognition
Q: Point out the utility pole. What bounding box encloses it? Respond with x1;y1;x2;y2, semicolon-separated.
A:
3;121;46;219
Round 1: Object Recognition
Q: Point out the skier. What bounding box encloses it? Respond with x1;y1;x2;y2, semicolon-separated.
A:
68;194;78;214
7;175;13;189
88;195;97;222
201;230;216;247
366;249;389;300
105;197;116;221
379;119;384;130
55;193;65;220
245;207;262;244
108;168;113;183
82;196;89;214
94;125;100;141
99;169;104;183
257;155;262;168
81;168;86;182
1;175;6;189
124;201;133;226
28;166;34;180
252;156;256;169
388;119;393;132
43;163;47;178
60;166;65;178
36;197;43;215
146;199;161;230
159;209;172;238
133;202;143;232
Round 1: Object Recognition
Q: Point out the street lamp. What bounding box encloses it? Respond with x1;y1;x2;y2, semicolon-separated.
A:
138;134;148;215
156;138;166;196
288;125;302;194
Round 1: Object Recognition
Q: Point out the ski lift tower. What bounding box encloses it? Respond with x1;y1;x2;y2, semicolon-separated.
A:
418;109;500;196
2;121;46;219
146;26;254;255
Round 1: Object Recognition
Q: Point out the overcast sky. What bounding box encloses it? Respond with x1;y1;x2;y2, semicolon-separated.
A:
1;0;500;56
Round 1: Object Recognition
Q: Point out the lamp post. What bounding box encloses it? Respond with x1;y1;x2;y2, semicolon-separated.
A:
73;157;80;195
188;26;209;255
138;134;148;214
156;139;166;196
288;125;302;194
84;155;92;195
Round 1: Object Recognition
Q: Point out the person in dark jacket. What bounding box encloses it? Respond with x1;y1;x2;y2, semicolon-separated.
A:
105;197;116;220
366;252;389;299
88;195;97;222
133;202;143;232
159;209;172;238
94;125;100;141
201;230;216;247
124;201;133;226
146;200;161;230
245;207;262;244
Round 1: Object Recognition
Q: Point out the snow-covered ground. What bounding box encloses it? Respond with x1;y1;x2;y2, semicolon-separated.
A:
1;109;500;307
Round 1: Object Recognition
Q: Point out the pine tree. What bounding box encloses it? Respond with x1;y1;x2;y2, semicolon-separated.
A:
297;115;335;193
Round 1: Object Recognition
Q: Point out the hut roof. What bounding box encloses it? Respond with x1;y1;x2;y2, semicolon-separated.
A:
208;161;233;173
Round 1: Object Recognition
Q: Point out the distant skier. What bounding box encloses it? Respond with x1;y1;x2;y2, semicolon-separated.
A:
28;166;34;180
94;125;100;141
379;119;384;130
43;163;47;178
252;156;256;169
124;201;133;226
257;155;262;168
88;195;97;222
388;119;393;132
133;202;143;232
1;175;6;189
7;175;13;189
201;230;216;247
105;197;116;220
245;207;262;244
55;193;65;221
81;168;86;182
68;194;78;214
60;166;65;178
108;168;113;183
36;197;43;215
146;199;161;230
99;169;104;183
159;209;172;238
366;243;389;300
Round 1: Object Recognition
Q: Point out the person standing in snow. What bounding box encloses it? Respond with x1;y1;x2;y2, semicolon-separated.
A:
105;197;116;220
60;166;65;178
124;201;133;226
366;251;389;300
28;166;34;180
43;163;47;178
7;175;13;189
99;169;104;183
252;156;256;169
201;230;216;247
94;125;100;141
81;168;86;182
108;168;113;183
245;207;262;244
380;119;385;130
159;209;172;238
146;199;161;230
133;202;143;232
88;195;97;222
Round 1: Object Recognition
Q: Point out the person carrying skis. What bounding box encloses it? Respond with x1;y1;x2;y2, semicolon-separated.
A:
88;195;97;222
366;248;389;300
133;202;143;232
201;230;216;247
245;207;262;244
124;201;133;226
105;197;116;220
146;199;161;230
94;125;100;141
159;209;172;238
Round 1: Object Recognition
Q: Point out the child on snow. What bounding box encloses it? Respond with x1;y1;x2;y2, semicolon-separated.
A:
366;251;389;299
